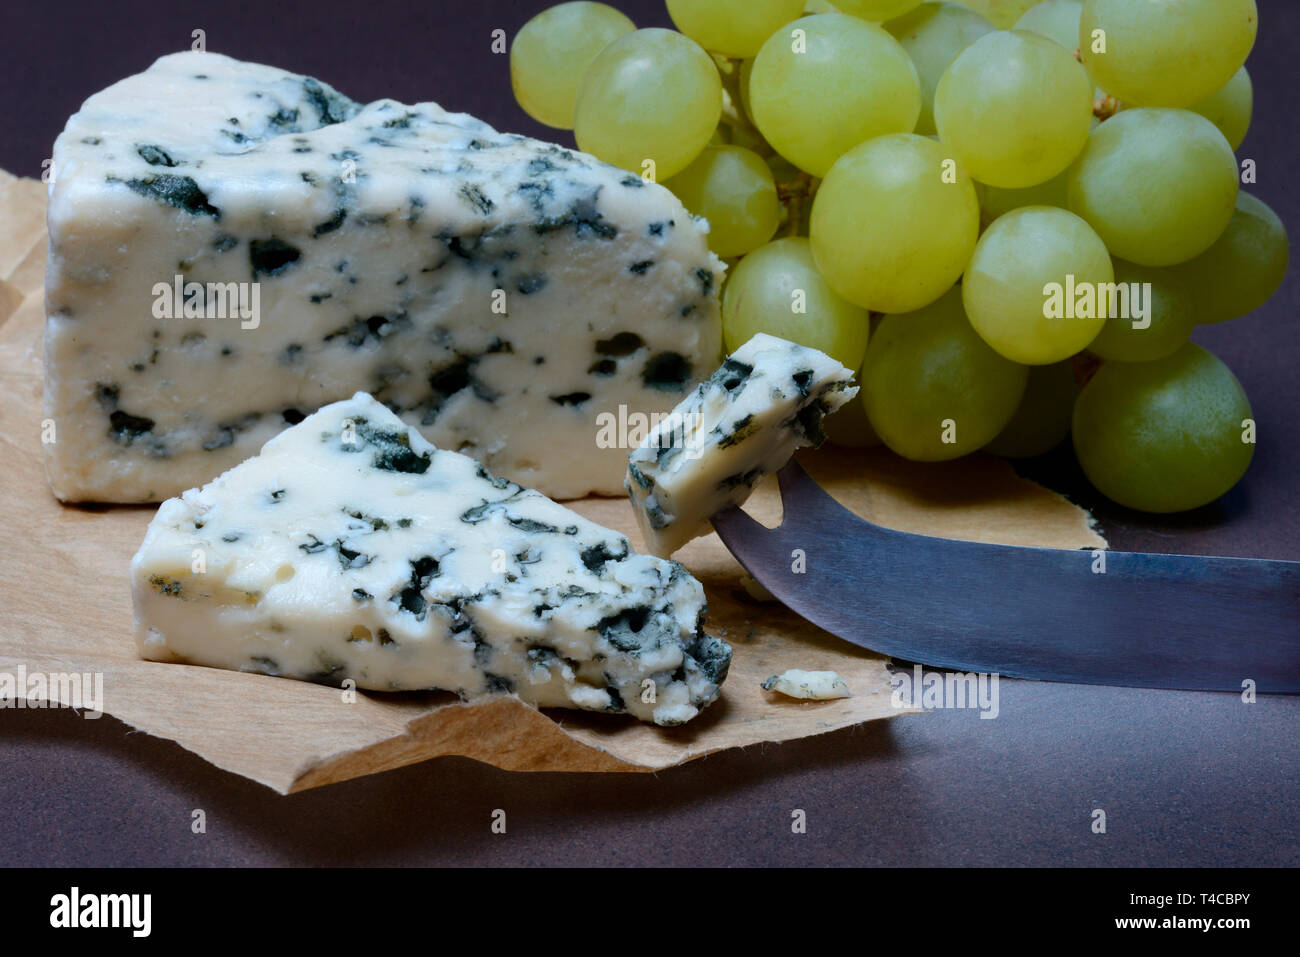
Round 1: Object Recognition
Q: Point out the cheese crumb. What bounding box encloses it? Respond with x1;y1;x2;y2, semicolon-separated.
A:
761;669;850;700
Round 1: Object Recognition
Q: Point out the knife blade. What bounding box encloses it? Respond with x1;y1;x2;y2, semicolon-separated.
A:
710;461;1300;692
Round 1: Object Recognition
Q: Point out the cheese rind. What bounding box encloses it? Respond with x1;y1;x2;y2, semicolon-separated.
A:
130;393;731;726
625;333;858;557
45;51;722;502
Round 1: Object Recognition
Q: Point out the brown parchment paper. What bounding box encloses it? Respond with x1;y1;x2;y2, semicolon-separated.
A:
0;170;1106;793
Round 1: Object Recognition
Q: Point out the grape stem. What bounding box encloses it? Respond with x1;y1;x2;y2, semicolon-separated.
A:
714;55;763;144
1073;49;1122;121
779;172;817;238
1073;351;1102;389
1092;91;1121;121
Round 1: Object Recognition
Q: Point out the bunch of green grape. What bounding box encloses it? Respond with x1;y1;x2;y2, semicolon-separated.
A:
510;0;1286;514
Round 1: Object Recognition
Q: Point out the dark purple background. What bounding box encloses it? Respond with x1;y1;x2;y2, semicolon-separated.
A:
0;0;1295;867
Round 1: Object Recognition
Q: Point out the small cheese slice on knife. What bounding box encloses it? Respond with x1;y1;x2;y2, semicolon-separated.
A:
626;333;859;557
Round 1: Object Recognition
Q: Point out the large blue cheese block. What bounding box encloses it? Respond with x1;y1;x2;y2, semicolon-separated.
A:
131;393;731;725
45;51;722;502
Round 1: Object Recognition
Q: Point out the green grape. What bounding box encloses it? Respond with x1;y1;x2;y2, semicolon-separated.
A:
1085;260;1193;362
664;146;780;258
1072;344;1253;512
748;14;921;177
574;29;722;181
984;3;1123;136
826;378;883;448
861;286;1028;461
983;360;1077;458
1079;0;1257;108
510;3;635;129
934;30;1092;189
976;166;1069;229
1066;108;1238;266
721;237;870;370
666;0;806;58
963;206;1112;365
1013;0;1081;52
884;1;995;136
833;0;923;20
1187;67;1253;152
950;0;1039;29
811;133;979;313
1168;192;1289;326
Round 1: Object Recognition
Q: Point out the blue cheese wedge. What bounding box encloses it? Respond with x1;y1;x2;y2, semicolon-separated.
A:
130;393;731;726
625;333;858;557
45;50;722;503
761;670;851;700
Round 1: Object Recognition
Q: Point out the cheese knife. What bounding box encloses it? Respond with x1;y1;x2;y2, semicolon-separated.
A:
711;461;1300;692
